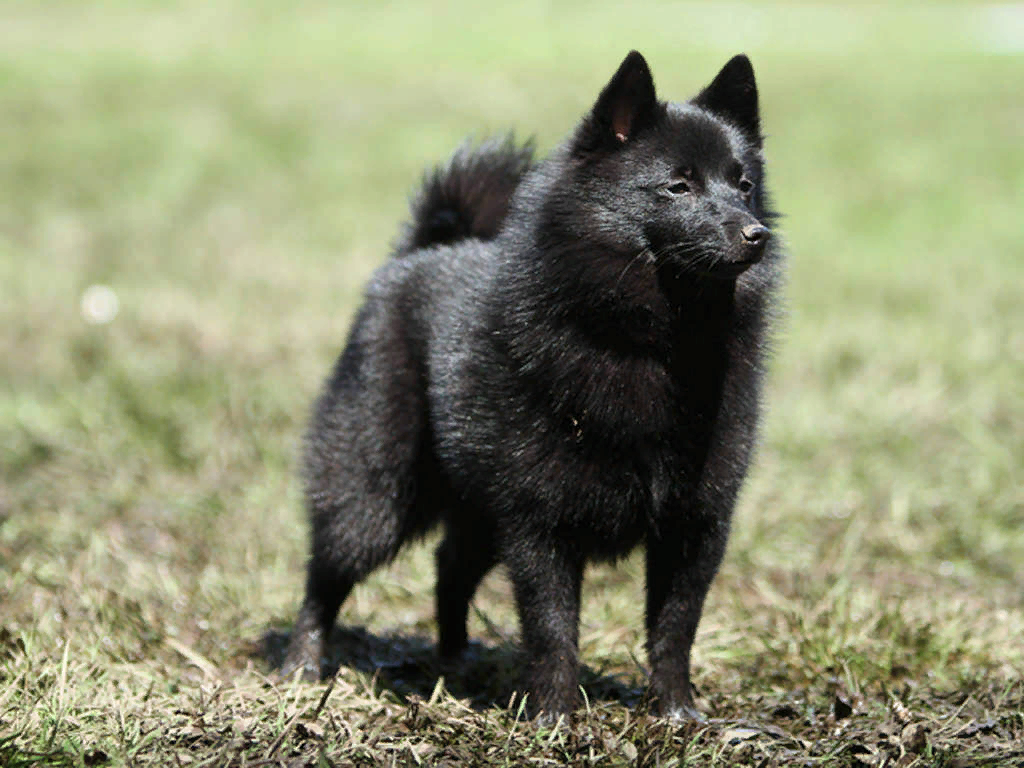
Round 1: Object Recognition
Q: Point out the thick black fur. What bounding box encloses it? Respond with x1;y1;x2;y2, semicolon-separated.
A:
394;135;535;255
281;51;783;720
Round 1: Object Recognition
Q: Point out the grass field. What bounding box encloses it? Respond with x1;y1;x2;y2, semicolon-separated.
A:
2;1;1022;765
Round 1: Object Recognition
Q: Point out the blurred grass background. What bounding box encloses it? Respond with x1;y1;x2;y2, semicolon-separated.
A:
1;1;1022;763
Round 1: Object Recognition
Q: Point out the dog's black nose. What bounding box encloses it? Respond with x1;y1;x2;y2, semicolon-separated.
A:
741;224;770;248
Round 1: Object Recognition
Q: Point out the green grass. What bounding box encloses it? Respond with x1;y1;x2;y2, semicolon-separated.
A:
2;1;1022;765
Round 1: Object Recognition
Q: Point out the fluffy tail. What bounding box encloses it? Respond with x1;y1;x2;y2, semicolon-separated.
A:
394;136;535;255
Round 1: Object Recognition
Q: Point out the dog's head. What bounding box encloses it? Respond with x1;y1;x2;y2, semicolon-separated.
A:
559;50;775;281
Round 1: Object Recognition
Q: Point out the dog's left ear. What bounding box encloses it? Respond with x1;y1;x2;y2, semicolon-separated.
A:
575;50;659;152
694;54;761;146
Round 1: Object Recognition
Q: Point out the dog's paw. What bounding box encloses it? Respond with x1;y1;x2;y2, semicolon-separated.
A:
277;630;325;683
662;703;706;725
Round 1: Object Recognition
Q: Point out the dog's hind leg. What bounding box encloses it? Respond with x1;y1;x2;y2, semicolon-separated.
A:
435;517;497;659
281;301;434;680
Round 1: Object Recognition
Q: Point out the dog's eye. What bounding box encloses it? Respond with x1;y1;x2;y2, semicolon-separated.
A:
738;178;754;195
666;180;691;195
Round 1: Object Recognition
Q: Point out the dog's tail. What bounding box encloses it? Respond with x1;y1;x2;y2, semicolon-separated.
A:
394;135;535;255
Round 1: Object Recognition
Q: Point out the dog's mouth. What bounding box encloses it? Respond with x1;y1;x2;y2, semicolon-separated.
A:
702;227;770;278
652;231;768;280
692;252;762;280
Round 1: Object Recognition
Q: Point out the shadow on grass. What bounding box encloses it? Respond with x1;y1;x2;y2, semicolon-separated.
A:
259;625;644;712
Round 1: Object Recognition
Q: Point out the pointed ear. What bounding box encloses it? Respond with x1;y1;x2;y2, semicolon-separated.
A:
693;54;761;145
576;50;659;152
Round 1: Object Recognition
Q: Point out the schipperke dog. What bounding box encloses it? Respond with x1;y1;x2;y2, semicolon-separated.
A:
281;50;783;721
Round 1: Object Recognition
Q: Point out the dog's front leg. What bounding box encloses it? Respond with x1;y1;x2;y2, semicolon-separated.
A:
508;539;584;720
645;513;729;721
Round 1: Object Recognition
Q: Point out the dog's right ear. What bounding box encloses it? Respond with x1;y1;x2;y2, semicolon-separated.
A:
574;51;660;154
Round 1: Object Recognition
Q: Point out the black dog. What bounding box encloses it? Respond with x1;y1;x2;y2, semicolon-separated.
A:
281;50;783;720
